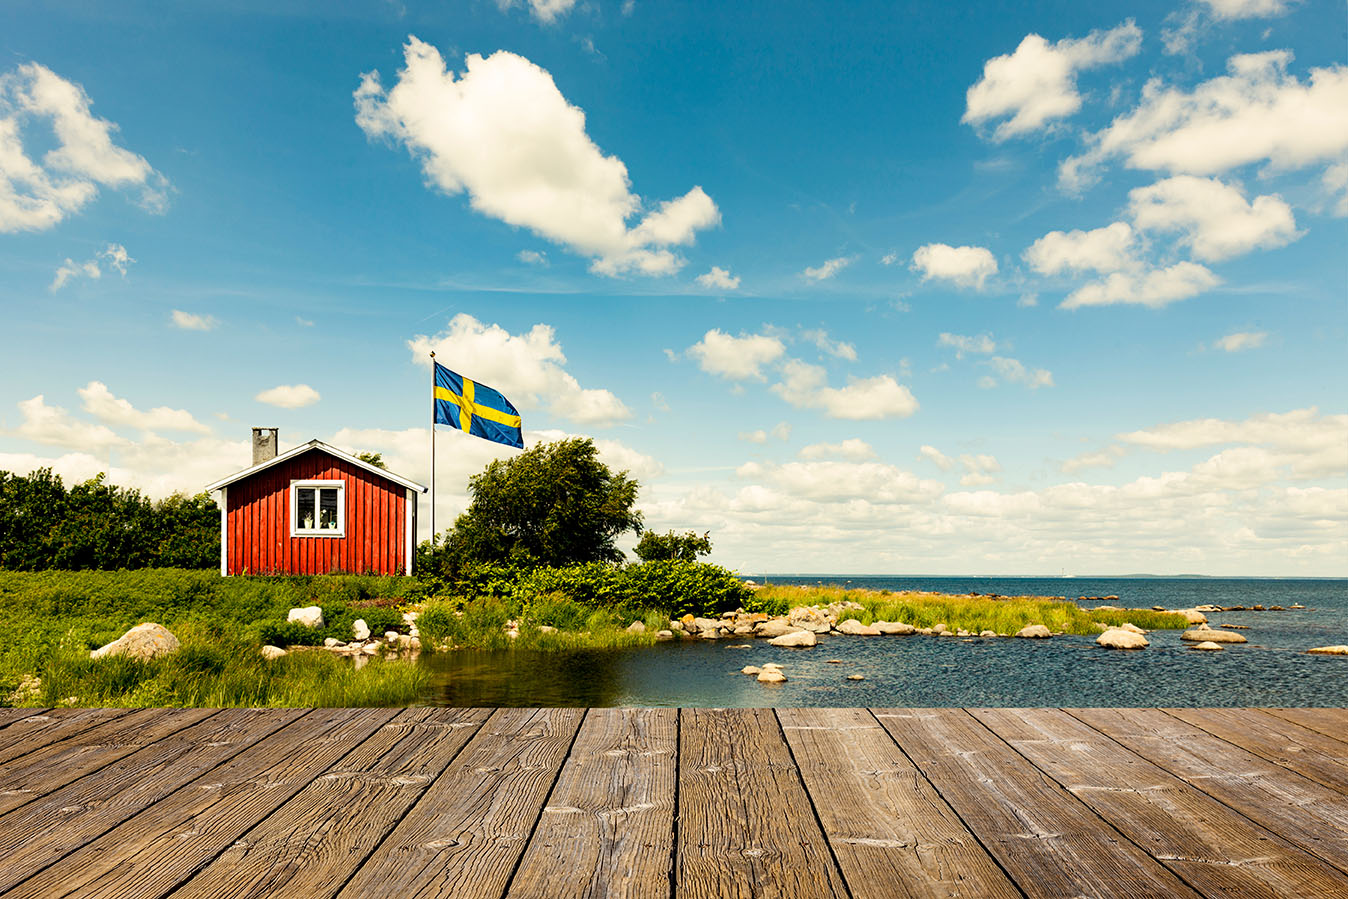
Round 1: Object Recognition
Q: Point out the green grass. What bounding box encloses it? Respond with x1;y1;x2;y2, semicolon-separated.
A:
414;595;666;651
750;584;1190;636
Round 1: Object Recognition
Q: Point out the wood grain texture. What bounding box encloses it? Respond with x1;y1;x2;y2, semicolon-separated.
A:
1262;707;1348;740
1069;707;1348;876
336;707;586;899
779;707;1019;899
876;708;1200;899
4;708;398;899
171;708;491;899
1165;707;1348;792
0;707;214;816
676;707;849;899
506;707;678;899
0;708;304;894
0;709;123;763
0;708;44;730
974;707;1348;898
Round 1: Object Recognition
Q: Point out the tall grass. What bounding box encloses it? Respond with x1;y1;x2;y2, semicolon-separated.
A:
415;595;665;651
750;585;1189;636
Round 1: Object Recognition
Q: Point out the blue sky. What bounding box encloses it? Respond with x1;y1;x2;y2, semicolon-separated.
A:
2;0;1344;575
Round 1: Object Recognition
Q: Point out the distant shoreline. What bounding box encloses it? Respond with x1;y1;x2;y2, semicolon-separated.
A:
755;573;1348;581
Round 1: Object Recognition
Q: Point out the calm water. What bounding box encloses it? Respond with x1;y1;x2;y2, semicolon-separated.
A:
416;576;1348;707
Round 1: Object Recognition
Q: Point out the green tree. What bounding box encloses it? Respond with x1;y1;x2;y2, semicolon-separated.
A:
633;529;713;562
151;492;221;569
440;438;642;571
0;468;67;570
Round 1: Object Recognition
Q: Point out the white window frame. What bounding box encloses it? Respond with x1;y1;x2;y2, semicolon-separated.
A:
291;479;345;537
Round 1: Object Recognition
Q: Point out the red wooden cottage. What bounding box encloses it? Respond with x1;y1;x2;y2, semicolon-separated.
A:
206;428;427;576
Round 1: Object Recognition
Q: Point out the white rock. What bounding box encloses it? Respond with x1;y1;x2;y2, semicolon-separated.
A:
769;630;818;648
836;619;881;636
979;630;998;637
90;623;180;661
1097;628;1149;650
537;625;557;633
323;638;341;648
847;674;865;681
352;619;370;641
755;619;797;638
1182;627;1247;644
656;630;674;640
626;621;647;633
402;611;419;624
874;621;916;635
1118;622;1147;635
260;645;287;660
741;665;762;675
1192;641;1224;651
384;631;400;642
1015;624;1052;639
288;606;324;629
1307;645;1348;655
757;669;787;683
1176;609;1209;625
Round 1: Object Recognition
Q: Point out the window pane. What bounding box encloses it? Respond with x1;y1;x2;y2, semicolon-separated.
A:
319;488;339;529
297;488;315;530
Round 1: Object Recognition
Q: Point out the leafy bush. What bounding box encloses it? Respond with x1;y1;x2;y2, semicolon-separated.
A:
620;560;750;619
254;619;327;647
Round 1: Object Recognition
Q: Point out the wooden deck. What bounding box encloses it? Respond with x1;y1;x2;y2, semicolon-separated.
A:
0;707;1345;898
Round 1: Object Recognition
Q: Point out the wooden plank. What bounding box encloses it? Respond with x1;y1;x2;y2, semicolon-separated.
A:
1166;707;1348;792
1262;707;1348;741
0;707;215;815
0;708;125;762
875;708;1200;898
336;707;586;899
1070;707;1348;875
676;707;849;899
506;707;677;899
0;708;306;894
0;708;49;730
974;708;1348;898
3;708;399;899
171;708;492;899
779;707;1019;899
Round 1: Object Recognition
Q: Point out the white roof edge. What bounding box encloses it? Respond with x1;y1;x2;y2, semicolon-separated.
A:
205;439;428;493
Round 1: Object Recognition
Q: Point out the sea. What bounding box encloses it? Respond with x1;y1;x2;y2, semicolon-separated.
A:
416;576;1348;708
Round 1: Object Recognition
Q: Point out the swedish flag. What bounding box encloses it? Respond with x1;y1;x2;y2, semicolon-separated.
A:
433;362;524;449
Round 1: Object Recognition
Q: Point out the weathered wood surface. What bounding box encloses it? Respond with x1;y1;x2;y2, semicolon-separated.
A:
0;707;1342;899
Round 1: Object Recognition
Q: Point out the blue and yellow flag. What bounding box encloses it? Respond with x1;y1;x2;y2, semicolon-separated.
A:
434;362;524;449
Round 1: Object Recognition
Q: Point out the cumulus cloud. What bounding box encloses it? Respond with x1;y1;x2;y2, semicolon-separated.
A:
171;309;219;331
1060;51;1348;191
963;21;1143;139
937;332;997;358
801;256;855;281
1061;261;1220;309
695;266;740;290
802;329;857;361
355;37;719;277
736;458;944;504
255;384;321;409
1119;408;1347;454
686;329;786;380
738;422;792;444
911;244;998;290
10;394;127;450
1322;161;1348;216
78;381;211;434
496;0;578;24
1199;0;1289;19
983;356;1054;389
409;313;631;426
1023;222;1136;275
957;453;1002;486
49;242;133;291
517;249;547;266
1213;330;1268;352
1128;175;1299;262
919;445;954;471
1061;445;1126;473
799;438;876;461
0;63;167;232
771;359;918;420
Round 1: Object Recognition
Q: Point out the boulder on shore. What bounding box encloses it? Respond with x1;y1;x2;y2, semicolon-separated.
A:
1097;628;1148;650
1181;627;1247;644
90;623;179;661
261;645;287;660
288;606;324;629
757;669;787;683
1192;641;1224;652
352;619;370;641
626;620;647;633
769;630;818;648
1307;645;1348;656
1015;624;1052;639
874;621;916;635
1176;609;1208;625
755;619;797;638
1117;622;1147;635
835;619;881;636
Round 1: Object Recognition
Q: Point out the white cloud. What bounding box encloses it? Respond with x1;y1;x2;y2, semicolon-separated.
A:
1128;175;1299;262
1060;51;1348;190
1061;261;1219;309
255;384;321;409
983;356;1054;389
771;359;918;420
802;329;857;361
0;63;167;232
409;313;631;426
1199;0;1289;20
496;0;578;24
801;256;855;282
910;244;998;290
1119;408;1347;454
686;329;786;380
1023;222;1136;275
354;38;719;277
517;249;547;266
919;445;954;471
736;459;944;504
102;243;132;275
958;453;1002;486
171;309;218;331
1061;446;1126;473
963;21;1143;139
771;421;792;442
10;394;127;450
799;438;876;461
696;266;740;290
1213;330;1268;352
78;381;211;434
937;332;997;358
50;257;99;291
1322;161;1348;216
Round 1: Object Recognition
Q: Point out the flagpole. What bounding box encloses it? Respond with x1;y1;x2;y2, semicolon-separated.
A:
429;350;436;548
